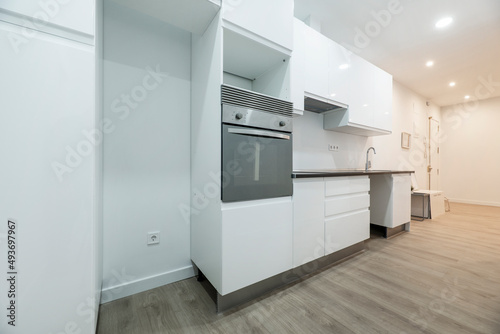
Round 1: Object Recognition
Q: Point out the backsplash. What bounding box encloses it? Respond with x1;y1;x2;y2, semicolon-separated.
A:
293;111;369;170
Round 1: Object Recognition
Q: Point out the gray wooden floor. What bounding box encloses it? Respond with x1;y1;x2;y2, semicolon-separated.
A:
97;203;500;334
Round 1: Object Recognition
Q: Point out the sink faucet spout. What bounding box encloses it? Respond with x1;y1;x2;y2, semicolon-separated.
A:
365;147;376;171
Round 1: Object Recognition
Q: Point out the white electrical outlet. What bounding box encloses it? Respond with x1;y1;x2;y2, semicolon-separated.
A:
147;232;160;245
328;144;339;152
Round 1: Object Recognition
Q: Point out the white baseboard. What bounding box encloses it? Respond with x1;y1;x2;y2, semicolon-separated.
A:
448;198;500;208
100;265;195;304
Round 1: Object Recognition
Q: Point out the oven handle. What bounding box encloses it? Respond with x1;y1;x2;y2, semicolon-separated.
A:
228;128;291;140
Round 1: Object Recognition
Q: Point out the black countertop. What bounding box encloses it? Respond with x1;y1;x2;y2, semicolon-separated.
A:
292;169;414;178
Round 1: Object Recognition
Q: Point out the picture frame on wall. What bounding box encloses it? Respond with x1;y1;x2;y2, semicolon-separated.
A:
401;132;411;149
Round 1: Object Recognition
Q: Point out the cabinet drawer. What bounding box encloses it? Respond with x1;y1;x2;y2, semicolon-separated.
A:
325;194;370;217
325;210;370;255
325;176;369;197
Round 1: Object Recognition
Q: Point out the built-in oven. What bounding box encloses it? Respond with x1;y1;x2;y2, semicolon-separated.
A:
221;85;293;203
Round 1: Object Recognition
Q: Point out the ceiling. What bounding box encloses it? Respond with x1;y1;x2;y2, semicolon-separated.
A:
295;0;500;107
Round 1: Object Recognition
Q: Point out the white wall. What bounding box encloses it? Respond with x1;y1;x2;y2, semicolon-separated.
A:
102;1;193;302
371;81;440;189
294;80;440;191
441;96;500;207
293;111;369;169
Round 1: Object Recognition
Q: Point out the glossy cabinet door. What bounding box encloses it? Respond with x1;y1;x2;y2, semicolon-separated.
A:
370;174;411;228
221;198;293;295
0;0;95;37
0;25;98;334
292;179;325;268
290;18;306;114
347;55;375;127
304;25;330;99
292;176;370;263
328;41;353;105
323;176;370;255
221;0;293;51
392;174;411;227
372;65;393;132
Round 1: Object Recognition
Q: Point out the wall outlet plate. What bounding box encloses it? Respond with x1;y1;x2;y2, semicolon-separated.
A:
328;144;339;152
147;232;160;245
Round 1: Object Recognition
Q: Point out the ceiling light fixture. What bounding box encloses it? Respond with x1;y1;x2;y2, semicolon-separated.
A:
449;82;456;87
465;95;470;99
426;61;434;67
436;17;453;28
339;64;350;70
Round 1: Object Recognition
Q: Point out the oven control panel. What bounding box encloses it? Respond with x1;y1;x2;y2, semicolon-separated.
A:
222;104;293;133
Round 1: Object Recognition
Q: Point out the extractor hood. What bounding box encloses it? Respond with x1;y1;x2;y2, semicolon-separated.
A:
303;93;347;114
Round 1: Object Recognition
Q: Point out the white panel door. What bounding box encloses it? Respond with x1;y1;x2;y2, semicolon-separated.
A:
0;24;97;334
221;0;293;51
0;0;95;36
293;180;324;268
221;198;293;295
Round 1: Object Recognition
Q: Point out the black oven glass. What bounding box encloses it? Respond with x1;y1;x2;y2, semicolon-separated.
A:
221;124;292;202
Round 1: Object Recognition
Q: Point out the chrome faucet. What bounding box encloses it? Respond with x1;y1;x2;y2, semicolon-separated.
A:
365;147;376;171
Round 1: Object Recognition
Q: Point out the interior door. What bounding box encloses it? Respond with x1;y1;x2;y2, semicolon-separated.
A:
428;118;440;190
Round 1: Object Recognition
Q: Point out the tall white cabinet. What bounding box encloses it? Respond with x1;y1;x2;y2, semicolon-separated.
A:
0;2;102;333
191;2;294;300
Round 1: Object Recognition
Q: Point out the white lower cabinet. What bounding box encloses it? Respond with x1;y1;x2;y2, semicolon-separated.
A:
292;179;325;267
293;176;370;268
325;210;370;255
370;174;411;228
221;198;293;295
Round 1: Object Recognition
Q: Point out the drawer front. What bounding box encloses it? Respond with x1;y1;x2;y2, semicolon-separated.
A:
325;194;370;217
324;210;370;255
325;176;369;197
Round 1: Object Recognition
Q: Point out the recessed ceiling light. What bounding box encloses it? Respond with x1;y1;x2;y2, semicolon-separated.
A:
449;82;456;87
339;64;350;70
363;104;369;107
426;61;434;67
330;93;336;97
436;17;453;28
465;95;470;99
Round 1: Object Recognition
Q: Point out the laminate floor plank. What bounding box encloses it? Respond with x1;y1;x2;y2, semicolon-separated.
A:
97;203;500;334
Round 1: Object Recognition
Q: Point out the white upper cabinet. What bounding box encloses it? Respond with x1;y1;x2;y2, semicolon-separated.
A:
0;0;95;38
221;0;293;52
328;42;352;106
371;65;393;132
299;23;393;136
290;19;306;114
348;56;376;127
303;25;330;99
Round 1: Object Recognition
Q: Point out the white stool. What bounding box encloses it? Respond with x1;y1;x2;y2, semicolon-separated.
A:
412;190;445;219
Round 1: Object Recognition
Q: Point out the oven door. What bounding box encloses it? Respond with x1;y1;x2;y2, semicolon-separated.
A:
222;124;292;202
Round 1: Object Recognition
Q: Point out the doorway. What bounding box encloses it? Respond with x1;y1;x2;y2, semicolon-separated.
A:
428;117;440;190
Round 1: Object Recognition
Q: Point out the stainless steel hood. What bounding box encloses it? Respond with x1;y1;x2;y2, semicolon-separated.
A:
303;93;347;114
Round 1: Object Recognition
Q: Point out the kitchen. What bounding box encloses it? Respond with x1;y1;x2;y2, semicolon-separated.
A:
1;0;500;333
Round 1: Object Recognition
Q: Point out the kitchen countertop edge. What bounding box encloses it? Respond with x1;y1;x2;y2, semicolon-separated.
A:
292;170;415;178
